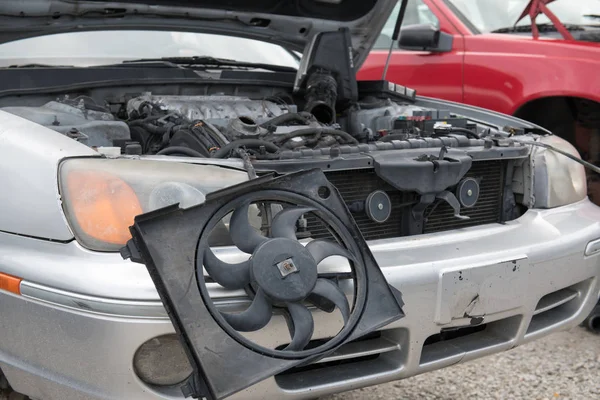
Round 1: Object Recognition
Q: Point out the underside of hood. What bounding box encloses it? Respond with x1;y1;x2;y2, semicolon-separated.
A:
0;0;398;69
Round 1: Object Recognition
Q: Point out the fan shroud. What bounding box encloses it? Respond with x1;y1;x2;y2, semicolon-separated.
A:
123;169;405;400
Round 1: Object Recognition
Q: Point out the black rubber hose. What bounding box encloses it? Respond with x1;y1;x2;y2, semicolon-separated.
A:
259;113;310;128
128;122;170;135
274;128;359;145
128;115;164;126
156;146;206;157
252;152;283;160
211;139;280;158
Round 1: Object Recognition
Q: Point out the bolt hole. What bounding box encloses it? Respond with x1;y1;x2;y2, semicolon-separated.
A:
326;164;331;168
318;186;331;199
500;153;504;157
299;27;307;34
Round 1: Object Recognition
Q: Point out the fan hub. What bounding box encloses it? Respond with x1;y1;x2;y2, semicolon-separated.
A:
251;238;318;302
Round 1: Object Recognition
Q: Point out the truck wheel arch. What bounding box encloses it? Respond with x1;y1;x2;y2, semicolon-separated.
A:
513;95;600;144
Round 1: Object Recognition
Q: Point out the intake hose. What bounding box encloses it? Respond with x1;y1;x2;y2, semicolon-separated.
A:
128;122;170;135
156;146;206;158
259;113;311;128
211;139;280;159
304;70;338;124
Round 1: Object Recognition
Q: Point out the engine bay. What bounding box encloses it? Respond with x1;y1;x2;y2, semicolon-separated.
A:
0;82;510;160
0;29;524;163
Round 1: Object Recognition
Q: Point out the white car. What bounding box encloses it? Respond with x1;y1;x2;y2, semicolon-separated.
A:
0;1;598;400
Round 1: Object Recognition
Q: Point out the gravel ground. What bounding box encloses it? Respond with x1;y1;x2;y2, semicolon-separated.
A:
325;327;599;400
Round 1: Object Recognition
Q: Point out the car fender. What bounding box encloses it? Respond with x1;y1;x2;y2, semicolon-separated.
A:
0;111;96;241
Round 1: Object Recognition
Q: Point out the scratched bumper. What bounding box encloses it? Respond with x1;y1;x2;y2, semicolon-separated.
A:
1;199;600;400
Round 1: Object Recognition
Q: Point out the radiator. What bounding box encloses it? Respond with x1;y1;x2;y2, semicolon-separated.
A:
305;160;506;240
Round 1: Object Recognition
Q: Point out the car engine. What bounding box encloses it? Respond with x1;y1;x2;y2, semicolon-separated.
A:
0;85;503;159
0;82;525;238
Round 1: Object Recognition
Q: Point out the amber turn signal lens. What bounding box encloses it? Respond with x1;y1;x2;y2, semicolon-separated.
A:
0;272;21;295
66;170;143;245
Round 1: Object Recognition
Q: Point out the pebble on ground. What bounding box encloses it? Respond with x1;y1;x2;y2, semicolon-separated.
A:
325;327;600;400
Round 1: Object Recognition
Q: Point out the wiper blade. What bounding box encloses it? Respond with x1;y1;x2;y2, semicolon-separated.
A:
6;63;74;68
491;23;584;34
122;56;297;73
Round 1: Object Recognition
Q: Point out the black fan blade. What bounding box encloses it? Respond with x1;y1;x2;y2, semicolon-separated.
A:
203;249;251;290
284;303;314;351
271;207;315;239
306;293;336;313
220;288;273;332
229;202;267;253
306;239;355;265
309;279;350;324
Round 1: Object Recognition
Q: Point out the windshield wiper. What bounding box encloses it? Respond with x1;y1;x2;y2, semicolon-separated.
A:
491;23;585;34
6;63;74;68
121;56;297;73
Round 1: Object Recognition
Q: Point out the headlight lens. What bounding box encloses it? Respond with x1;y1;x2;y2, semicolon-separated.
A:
533;135;587;208
59;158;249;251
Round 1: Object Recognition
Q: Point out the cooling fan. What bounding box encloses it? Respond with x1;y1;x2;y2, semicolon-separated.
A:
202;200;357;352
123;169;405;400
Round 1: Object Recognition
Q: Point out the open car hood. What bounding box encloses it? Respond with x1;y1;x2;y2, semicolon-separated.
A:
0;0;398;69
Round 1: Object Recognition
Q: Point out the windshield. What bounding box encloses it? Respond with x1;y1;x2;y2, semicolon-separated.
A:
446;0;600;33
0;30;300;68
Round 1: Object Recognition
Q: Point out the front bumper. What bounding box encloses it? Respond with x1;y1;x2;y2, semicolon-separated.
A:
1;199;599;400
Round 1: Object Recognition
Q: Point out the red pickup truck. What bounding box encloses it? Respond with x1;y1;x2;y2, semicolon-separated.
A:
359;0;600;199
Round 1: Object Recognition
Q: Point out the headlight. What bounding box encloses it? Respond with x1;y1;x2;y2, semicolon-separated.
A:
533;135;587;208
58;158;250;252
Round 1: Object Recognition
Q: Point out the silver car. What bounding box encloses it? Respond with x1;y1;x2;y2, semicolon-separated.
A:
0;1;598;400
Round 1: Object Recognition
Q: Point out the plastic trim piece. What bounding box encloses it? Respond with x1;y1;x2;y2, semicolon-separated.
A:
20;281;168;319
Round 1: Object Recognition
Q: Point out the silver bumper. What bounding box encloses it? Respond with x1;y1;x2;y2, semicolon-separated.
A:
1;199;600;400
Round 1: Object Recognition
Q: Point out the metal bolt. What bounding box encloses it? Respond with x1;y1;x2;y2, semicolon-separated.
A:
377;203;384;210
467;189;473;196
